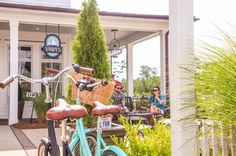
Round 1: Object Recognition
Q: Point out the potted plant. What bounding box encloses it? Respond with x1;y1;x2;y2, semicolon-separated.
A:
34;93;46;124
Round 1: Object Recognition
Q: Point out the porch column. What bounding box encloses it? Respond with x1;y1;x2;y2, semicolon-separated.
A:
169;0;197;156
9;20;19;125
126;43;133;97
32;44;41;93
160;30;168;95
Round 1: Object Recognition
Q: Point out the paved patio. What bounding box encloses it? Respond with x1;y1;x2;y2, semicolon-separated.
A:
0;126;27;156
0;126;61;156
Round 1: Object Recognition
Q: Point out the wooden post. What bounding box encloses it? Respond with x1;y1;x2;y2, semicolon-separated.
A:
230;124;236;156
197;120;201;156
221;122;228;156
202;120;210;156
212;122;219;156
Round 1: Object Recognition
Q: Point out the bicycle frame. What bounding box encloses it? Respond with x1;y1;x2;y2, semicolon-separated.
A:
96;127;126;156
68;78;127;156
42;83;60;156
68;84;93;156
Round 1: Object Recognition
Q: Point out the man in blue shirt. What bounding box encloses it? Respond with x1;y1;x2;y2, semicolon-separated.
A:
148;86;165;114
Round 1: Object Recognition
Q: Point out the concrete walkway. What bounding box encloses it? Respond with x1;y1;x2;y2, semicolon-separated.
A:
0;126;61;156
22;128;62;147
0;126;27;156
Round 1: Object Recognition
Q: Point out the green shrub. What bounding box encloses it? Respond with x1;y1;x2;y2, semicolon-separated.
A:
112;117;171;156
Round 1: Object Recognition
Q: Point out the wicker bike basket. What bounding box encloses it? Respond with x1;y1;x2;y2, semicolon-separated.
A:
70;71;115;106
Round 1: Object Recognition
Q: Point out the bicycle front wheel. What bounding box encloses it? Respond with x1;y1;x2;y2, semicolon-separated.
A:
73;135;97;156
38;142;53;156
101;150;118;156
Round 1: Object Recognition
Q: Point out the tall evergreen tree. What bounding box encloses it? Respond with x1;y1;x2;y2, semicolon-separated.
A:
71;0;110;79
69;0;110;127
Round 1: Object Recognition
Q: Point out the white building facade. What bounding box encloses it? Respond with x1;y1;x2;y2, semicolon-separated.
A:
0;0;198;155
0;0;169;125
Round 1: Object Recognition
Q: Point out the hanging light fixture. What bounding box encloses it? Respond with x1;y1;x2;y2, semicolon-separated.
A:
109;29;122;58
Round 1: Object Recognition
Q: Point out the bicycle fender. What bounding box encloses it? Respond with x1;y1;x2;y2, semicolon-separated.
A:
103;145;127;156
39;138;52;156
41;137;52;152
41;137;50;145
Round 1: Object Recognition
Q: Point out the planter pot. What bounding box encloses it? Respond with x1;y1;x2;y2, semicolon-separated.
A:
90;124;125;146
18;100;25;119
36;112;46;124
37;116;46;124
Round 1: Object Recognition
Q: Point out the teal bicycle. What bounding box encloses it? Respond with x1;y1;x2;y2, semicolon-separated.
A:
44;68;127;156
0;64;89;156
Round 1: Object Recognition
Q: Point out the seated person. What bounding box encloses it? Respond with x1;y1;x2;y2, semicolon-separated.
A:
147;86;165;115
111;80;128;121
112;80;125;108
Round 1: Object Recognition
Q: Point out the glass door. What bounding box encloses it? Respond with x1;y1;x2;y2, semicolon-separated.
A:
41;47;63;101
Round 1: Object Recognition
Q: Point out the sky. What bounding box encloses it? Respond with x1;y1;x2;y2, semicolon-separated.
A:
71;0;236;80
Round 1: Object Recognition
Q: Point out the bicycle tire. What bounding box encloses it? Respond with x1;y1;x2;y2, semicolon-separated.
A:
38;142;53;156
73;135;97;156
101;150;118;156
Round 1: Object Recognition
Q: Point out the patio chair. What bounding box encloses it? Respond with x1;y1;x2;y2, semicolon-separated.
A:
125;96;133;111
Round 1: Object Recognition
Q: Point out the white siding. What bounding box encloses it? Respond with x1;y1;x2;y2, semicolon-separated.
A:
0;0;71;8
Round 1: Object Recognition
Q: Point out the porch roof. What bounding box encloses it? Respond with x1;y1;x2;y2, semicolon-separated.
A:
0;2;169;20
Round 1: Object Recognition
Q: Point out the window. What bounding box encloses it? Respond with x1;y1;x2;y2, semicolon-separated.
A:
41;48;63;98
18;46;32;93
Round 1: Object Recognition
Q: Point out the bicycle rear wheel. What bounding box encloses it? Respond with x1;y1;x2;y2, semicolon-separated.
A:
38;142;53;156
73;135;97;156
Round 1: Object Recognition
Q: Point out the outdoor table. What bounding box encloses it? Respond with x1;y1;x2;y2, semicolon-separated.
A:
124;111;165;125
124;111;153;124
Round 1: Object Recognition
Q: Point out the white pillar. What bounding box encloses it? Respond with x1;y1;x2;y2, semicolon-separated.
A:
32;44;41;93
9;20;19;125
0;39;8;119
126;44;133;97
169;0;197;155
160;30;168;95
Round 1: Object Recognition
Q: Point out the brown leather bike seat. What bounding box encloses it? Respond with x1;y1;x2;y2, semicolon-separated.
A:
92;101;120;116
46;99;87;120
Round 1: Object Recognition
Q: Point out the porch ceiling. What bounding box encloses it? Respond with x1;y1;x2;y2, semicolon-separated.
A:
0;21;156;45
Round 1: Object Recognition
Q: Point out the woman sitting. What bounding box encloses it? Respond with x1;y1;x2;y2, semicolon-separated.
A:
147;86;165;115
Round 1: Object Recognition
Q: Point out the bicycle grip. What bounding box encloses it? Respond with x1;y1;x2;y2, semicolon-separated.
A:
101;79;108;86
0;76;14;88
80;67;94;75
72;64;94;75
45;68;60;74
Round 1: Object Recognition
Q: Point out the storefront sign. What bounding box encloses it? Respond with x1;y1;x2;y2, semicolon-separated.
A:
26;92;37;98
43;34;62;58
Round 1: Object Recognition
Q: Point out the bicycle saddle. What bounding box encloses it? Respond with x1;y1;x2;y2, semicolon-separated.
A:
46;99;87;120
92;101;120;116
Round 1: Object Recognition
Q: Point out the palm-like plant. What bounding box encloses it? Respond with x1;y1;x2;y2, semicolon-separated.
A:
194;28;236;126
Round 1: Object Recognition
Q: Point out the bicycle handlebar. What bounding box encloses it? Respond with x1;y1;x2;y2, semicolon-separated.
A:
67;74;108;91
45;64;94;75
0;64;93;89
87;79;108;88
